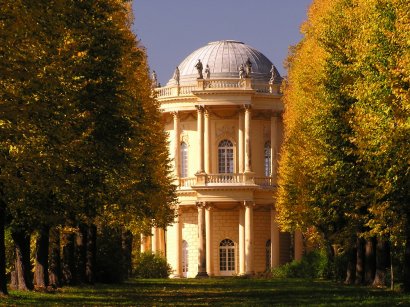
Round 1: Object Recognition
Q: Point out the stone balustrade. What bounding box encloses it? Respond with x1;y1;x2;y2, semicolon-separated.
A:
177;174;276;189
154;78;280;99
207;173;243;184
178;177;197;188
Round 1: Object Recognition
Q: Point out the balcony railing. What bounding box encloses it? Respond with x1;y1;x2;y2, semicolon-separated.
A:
207;173;243;184
177;174;276;189
155;78;281;99
178;177;197;189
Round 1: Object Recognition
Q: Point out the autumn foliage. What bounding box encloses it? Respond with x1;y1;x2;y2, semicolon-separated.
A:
278;0;410;289
0;0;176;294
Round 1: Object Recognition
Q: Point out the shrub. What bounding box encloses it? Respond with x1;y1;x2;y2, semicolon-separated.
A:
271;250;329;279
134;252;172;278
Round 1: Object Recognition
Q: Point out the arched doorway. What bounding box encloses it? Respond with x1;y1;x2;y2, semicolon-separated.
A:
219;239;235;275
182;240;188;277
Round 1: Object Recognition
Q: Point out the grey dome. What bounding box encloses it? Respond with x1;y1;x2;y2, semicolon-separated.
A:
167;40;280;86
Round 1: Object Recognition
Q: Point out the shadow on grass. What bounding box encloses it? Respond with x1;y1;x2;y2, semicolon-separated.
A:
2;278;409;306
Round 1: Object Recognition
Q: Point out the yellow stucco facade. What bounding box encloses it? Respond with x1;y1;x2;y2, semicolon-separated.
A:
141;40;304;277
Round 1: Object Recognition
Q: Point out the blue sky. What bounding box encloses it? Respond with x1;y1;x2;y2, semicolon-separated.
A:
132;1;312;85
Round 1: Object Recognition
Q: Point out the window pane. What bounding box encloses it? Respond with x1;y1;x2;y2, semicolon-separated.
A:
218;140;234;174
264;142;271;176
220;249;226;271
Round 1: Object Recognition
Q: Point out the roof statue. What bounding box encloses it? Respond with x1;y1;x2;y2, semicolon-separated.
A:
151;70;158;88
195;59;203;79
239;64;245;79
245;57;252;77
173;66;180;85
269;65;279;83
204;65;211;79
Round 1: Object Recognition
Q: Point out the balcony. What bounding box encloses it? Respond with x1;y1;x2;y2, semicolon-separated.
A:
155;78;281;99
177;174;276;190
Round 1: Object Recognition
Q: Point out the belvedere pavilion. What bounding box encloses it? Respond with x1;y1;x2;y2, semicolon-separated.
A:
141;40;304;277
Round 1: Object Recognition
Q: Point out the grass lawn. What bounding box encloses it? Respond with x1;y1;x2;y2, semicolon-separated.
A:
1;278;409;306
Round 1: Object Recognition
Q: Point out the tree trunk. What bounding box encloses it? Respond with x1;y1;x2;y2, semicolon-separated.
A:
62;231;76;285
49;227;62;288
11;230;33;290
121;230;133;280
75;224;87;284
372;238;389;287
0;206;8;295
355;237;365;285
403;218;410;292
85;224;96;284
34;225;50;289
344;245;357;285
324;237;335;279
365;237;376;285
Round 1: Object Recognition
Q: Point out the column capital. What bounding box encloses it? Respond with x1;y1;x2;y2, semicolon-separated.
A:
243;104;252;111
172;111;179;118
205;202;213;210
196;201;205;209
204;107;210;117
195;105;205;112
242;200;255;208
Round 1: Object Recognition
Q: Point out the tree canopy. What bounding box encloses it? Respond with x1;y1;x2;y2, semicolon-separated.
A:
278;0;410;289
0;0;176;293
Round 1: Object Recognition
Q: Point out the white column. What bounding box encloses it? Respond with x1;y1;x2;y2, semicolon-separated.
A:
239;206;246;274
196;106;205;173
204;108;211;173
196;202;208;277
271;208;280;268
294;230;304;261
175;207;182;277
238;110;244;173
140;234;146;253
158;228;165;255
244;201;254;275
205;204;212;275
173;112;180;177
151;227;158;253
244;105;252;173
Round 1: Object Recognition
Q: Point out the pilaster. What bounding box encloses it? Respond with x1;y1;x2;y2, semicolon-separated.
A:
244;201;254;275
196;202;208;277
205;204;213;276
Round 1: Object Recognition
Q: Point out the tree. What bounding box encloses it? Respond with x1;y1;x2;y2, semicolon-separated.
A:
1;0;176;292
278;0;409;288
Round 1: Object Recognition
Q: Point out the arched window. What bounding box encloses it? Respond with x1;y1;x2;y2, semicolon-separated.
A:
180;142;188;178
264;141;271;176
218;140;234;174
182;240;188;277
266;239;271;270
219;239;235;275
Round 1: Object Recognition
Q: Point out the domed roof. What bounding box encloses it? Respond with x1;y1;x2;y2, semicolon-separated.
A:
167;40;280;86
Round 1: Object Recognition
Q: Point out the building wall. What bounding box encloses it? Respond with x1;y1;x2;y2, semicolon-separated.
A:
166;206;283;277
211;208;240;275
166;223;178;276
180;208;198;278
166;116;278;178
253;209;271;273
